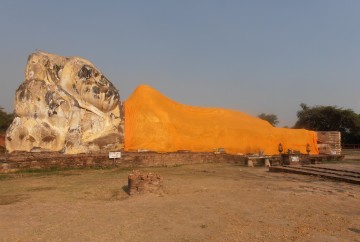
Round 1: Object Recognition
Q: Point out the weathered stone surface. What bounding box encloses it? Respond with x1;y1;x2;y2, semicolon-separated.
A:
6;51;124;154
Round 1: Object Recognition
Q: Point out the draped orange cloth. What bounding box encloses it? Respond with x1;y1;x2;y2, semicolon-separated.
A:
124;85;318;155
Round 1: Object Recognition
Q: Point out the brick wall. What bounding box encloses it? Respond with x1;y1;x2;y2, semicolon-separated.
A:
0;152;247;173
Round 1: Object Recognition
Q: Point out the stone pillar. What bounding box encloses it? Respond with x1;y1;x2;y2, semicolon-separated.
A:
265;158;271;167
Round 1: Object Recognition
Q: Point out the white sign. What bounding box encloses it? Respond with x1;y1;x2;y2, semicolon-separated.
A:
290;156;299;162
109;151;121;159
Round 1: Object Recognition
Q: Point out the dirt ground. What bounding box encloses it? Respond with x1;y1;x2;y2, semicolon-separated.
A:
0;161;359;242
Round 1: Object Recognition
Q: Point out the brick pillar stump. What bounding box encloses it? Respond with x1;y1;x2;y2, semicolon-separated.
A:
128;170;163;195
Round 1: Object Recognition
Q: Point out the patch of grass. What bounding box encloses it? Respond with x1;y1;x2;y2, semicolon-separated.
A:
111;166;136;173
0;194;29;205
13;167;98;176
0;174;12;181
15;166;62;174
1;165;137;179
27;186;56;192
58;172;81;177
348;228;360;234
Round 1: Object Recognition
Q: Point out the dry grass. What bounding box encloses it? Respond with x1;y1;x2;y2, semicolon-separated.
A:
0;162;359;241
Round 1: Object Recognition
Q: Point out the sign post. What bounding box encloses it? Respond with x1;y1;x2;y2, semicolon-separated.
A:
109;151;121;166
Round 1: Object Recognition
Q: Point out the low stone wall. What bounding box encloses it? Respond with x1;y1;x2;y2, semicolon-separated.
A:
0;152;247;173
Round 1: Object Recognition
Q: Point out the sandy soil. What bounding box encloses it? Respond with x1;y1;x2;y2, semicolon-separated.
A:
0;162;359;242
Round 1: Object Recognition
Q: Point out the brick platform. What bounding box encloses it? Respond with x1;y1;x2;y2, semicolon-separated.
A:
0;152;247;173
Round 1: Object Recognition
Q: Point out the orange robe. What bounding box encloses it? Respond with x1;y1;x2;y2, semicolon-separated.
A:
125;85;318;155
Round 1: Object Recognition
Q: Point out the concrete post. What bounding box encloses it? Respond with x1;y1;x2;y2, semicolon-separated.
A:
265;158;271;167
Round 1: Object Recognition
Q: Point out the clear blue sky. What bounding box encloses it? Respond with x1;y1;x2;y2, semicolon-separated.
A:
0;0;359;126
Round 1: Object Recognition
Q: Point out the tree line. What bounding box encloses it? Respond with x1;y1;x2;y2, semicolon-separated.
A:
0;107;14;132
258;103;360;144
1;104;360;144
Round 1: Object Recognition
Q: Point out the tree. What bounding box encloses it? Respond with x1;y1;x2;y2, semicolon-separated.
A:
258;113;279;127
294;103;360;144
0;107;14;132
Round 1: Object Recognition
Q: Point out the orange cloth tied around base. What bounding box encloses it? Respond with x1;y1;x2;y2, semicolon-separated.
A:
125;85;318;155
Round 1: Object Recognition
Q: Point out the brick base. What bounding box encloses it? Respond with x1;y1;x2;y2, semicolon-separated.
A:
0;152;247;173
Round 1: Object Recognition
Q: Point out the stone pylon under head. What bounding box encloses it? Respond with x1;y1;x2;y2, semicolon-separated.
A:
6;51;124;154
